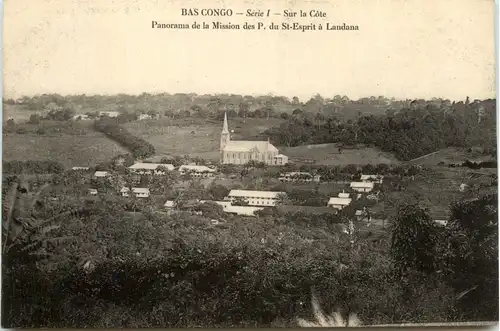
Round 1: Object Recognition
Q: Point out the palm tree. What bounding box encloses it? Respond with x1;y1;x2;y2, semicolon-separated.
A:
297;293;362;327
3;176;92;269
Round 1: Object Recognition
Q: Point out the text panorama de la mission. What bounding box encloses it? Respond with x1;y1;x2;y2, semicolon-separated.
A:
151;8;359;31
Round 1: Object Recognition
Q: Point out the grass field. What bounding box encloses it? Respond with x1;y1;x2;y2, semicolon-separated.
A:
373;167;496;219
409;147;495;165
282;143;400;165
123;117;284;160
3;133;129;168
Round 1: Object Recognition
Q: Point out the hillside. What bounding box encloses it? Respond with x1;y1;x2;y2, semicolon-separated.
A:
282;143;400;165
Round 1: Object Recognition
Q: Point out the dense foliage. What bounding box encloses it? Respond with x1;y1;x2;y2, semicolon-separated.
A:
2;170;497;327
94;119;155;159
3;160;65;174
266;99;496;160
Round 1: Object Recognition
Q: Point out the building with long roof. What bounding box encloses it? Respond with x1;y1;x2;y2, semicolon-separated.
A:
220;112;288;165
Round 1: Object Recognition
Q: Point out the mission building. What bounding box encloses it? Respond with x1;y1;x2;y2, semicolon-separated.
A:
220;112;288;165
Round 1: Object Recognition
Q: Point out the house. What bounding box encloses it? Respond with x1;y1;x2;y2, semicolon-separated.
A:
164;200;176;209
459;183;468;192
279;172;321;182
220;112;288;165
120;187;150;198
205;200;264;217
88;188;98;196
434;219;448;227
178;164;217;178
138;114;152;120
327;197;352;210
94;171;109;178
350;181;374;193
226;190;285;207
99;111;120;118
73;114;91;121
338;192;350;199
360;174;383;184
72;166;90;171
129;163;175;175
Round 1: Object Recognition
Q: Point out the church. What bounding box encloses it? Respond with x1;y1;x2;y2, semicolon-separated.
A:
220;112;288;165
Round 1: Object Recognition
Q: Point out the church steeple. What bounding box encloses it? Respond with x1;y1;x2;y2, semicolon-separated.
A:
222;112;229;134
220;112;230;152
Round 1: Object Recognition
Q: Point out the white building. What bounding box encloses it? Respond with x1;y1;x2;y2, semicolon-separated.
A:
73;114;91;121
338;192;350;199
138;114;152;120
88;188;98;196
360;174;384;184
434;219;448;227
226;190;285;207
350;181;374;193
179;164;217;178
72;166;90;171
99;111;120;118
94;171;110;178
129;163;175;175
203;200;264;217
279;172;320;182
120;187;150;198
220;112;288;165
327;197;352;210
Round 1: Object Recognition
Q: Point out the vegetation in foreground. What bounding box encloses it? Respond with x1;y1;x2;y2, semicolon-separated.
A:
1;174;497;327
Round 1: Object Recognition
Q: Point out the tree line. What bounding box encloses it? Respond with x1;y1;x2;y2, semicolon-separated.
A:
265;99;496;161
94;119;155;159
3;160;65;175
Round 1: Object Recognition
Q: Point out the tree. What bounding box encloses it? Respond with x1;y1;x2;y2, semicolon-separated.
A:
2;176;93;270
208;184;230;201
390;204;439;276
443;194;498;320
28;114;42;124
232;197;249;206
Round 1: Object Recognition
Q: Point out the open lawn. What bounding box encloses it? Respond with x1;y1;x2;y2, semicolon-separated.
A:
282;143;399;165
409;147;496;165
123;117;284;160
374;167;497;220
3;133;129;168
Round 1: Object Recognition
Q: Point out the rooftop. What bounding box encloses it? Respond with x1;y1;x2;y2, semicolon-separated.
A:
121;187;150;194
179;164;216;172
350;181;375;188
94;171;109;177
164;200;176;207
360;174;383;180
327;197;352;206
129;163;175;171
228;190;285;199
223;140;279;153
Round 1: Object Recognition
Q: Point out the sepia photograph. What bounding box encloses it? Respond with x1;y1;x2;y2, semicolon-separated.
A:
1;0;498;328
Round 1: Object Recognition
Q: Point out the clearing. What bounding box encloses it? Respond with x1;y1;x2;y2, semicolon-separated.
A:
123;117;284;160
3;133;129;168
409;147;496;165
282;143;399;165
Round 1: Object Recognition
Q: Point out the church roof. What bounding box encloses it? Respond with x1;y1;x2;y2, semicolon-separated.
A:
222;140;279;153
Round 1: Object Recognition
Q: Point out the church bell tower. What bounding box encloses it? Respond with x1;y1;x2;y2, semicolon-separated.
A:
220;112;230;151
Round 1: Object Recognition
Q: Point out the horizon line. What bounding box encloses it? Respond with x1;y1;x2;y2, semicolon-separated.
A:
3;91;496;103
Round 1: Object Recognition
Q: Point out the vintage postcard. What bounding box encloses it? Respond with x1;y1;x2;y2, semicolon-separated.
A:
1;0;497;328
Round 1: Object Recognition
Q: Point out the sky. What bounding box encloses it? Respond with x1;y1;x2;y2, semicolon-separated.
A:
3;0;496;101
